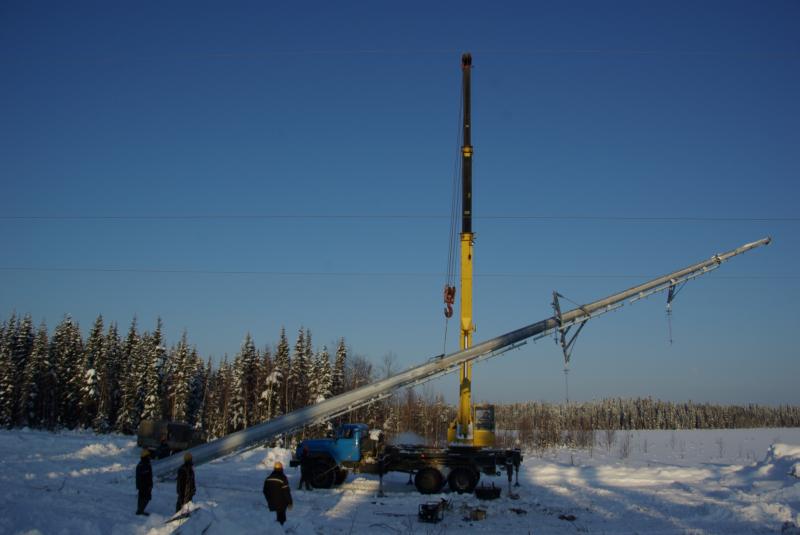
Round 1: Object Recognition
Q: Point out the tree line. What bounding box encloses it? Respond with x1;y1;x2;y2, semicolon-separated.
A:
1;312;797;449
494;398;800;450
0;312;366;439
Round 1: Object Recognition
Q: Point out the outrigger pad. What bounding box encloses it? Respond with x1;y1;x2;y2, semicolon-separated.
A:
418;500;446;523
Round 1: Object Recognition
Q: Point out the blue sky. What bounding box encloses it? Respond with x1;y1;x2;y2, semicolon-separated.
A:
1;1;797;405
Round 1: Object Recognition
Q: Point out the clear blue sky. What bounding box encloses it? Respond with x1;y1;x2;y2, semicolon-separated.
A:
1;1;797;405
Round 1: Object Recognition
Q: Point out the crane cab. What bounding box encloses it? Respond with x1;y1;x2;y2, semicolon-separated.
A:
473;404;495;447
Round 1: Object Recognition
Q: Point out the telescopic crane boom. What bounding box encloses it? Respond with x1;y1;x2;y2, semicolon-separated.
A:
447;52;482;446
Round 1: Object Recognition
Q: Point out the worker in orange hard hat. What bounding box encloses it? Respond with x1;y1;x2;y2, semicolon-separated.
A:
263;460;293;525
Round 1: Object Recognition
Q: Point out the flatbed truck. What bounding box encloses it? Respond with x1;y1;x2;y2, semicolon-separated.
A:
290;423;521;494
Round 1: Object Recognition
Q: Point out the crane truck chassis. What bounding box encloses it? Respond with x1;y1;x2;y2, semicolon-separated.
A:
289;423;522;494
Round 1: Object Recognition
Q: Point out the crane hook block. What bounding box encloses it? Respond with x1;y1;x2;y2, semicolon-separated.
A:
444;285;456;318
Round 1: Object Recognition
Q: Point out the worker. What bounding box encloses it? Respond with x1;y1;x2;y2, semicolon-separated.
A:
155;436;170;460
298;446;313;490
263;461;293;525
175;452;196;513
135;449;153;516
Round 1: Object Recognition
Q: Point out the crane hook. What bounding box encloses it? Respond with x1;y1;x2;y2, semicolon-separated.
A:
443;285;456;318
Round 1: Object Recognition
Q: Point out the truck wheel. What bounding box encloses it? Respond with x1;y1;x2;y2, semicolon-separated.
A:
414;468;444;494
448;467;479;493
335;468;348;485
310;459;336;489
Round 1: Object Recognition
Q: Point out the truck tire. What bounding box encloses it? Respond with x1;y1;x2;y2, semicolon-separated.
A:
335;468;348;485
448;467;479;493
414;467;444;494
310;459;336;489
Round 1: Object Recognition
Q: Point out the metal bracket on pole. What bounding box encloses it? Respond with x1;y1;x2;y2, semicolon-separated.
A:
553;292;591;402
665;278;687;345
629;264;718;305
552;292;589;367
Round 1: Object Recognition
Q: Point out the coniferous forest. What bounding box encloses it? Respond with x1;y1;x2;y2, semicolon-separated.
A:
1;312;798;449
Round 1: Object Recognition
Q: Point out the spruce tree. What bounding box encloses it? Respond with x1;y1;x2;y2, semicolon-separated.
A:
52;315;84;428
151;318;167;392
168;331;192;422
236;333;259;427
80;315;104;429
256;347;278;422
332;338;347;397
306;346;333;435
312;346;332;404
0;317;14;427
101;322;122;431
140;325;165;422
12;314;34;426
303;329;315;403
185;349;206;428
217;357;233;435
114;317;141;433
19;322;49;428
230;352;246;431
289;328;309;411
307;351;319;407
202;358;221;438
274;328;291;416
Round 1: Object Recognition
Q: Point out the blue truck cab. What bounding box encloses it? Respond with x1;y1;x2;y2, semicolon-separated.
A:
294;423;369;465
289;423;377;487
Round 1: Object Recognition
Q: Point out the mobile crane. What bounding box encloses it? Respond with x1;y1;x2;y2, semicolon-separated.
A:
445;52;491;447
152;54;771;493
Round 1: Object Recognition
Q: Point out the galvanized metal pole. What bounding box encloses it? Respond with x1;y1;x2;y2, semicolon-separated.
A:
152;237;770;478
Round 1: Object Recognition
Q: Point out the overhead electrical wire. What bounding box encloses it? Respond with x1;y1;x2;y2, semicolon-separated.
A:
0;266;793;279
10;46;800;64
1;214;796;222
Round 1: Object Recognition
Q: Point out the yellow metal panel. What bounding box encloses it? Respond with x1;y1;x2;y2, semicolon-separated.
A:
449;232;477;444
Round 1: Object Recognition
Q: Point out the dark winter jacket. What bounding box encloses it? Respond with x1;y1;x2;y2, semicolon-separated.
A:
263;469;292;511
136;458;153;495
176;461;196;505
299;448;312;476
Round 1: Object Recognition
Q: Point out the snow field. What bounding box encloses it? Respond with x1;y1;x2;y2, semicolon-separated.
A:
1;428;799;534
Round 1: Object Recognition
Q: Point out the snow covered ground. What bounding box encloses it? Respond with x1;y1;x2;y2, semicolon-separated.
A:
1;428;799;534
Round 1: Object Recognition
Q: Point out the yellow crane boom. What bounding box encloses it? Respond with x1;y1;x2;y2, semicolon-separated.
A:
447;53;494;446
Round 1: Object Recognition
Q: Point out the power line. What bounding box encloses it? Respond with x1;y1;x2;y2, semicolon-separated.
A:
1;214;797;222
0;266;795;279
7;46;800;64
